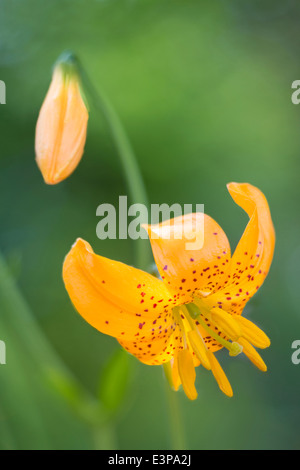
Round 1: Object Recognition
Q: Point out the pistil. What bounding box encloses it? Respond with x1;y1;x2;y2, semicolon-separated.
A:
184;302;243;357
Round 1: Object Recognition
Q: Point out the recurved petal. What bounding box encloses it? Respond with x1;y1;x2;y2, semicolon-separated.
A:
143;213;231;303
35;66;88;185
204;183;275;315
63;238;175;341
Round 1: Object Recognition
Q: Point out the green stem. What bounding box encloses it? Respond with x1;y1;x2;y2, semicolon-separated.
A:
78;60;152;269
61;53;186;449
93;422;117;450
0;252;114;449
165;382;186;450
77;59;187;449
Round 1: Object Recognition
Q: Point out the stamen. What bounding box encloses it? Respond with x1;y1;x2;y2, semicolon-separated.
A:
177;349;198;400
163;358;181;391
180;305;211;370
234;316;270;349
172;306;188;348
187;330;211;370
193;300;242;340
207;350;233;397
208;308;242;341
238;337;267;371
172;307;198;399
185;303;243;357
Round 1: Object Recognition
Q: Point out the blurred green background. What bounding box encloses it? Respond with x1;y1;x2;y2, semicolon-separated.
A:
1;0;300;450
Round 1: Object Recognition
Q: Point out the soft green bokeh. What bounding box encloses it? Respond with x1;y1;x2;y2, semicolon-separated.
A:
0;0;300;449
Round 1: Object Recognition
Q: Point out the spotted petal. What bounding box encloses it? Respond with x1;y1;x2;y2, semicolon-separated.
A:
118;324;183;365
63;238;176;342
144;213;231;303
204;183;275;315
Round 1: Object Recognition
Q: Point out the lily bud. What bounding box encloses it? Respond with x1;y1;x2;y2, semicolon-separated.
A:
35;53;88;184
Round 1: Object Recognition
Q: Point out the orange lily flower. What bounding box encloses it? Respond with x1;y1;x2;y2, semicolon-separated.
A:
35;56;88;185
63;183;275;400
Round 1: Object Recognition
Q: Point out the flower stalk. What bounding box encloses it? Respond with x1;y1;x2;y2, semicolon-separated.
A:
77;57;152;270
0;251;115;449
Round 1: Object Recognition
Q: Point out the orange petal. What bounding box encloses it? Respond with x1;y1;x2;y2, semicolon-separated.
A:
63;238;176;341
205;183;275;315
35;64;88;184
144;213;231;303
119;324;183;366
